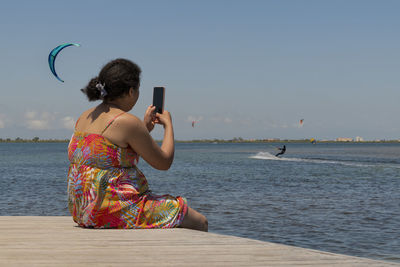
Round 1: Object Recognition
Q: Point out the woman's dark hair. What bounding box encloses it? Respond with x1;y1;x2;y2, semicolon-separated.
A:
81;58;141;101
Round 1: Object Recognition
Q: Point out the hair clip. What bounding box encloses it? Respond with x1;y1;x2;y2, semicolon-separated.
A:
96;83;108;99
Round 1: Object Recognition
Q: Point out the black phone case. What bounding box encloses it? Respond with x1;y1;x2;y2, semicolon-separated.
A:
153;87;165;114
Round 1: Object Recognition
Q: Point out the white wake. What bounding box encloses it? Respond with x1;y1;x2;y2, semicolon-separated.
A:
249;152;374;167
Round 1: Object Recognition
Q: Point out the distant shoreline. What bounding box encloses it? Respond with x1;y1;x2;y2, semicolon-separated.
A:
1;138;399;144
0;138;70;143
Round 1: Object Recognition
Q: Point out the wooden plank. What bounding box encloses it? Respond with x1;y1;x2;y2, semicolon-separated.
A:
0;216;397;266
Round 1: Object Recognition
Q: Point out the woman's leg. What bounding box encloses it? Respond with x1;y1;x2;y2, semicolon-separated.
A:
179;207;208;232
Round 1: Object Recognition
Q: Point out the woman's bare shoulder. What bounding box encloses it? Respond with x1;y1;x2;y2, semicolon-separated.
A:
75;108;96;128
116;113;145;131
78;107;97;120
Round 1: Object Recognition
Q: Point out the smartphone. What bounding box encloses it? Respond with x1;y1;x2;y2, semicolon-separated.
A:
152;87;165;114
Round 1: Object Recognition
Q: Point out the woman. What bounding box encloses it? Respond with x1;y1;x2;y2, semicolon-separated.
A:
67;58;208;231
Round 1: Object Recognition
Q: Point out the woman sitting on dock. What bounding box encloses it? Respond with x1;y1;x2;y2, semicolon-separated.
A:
67;58;208;231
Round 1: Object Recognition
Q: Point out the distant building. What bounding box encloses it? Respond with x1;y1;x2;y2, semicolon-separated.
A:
355;136;364;142
336;137;353;142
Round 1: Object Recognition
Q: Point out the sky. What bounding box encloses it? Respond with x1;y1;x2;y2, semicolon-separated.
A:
0;0;399;141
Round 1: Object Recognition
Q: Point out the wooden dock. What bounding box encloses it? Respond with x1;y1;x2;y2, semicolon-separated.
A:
0;216;397;266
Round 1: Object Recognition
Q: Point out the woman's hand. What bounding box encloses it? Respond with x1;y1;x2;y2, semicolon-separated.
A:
143;105;156;132
155;109;172;128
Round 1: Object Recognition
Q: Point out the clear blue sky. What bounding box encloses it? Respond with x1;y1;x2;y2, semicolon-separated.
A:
0;0;399;140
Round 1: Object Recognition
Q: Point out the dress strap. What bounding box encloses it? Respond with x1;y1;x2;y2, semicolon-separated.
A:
74;117;81;130
101;112;126;134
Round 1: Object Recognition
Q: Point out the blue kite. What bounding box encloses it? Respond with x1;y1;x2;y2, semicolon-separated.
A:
48;43;80;82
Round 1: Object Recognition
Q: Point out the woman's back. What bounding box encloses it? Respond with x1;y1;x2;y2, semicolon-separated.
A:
74;105;129;148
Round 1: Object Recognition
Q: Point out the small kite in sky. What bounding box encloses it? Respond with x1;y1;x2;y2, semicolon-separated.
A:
48;43;80;82
192;121;197;127
299;119;304;126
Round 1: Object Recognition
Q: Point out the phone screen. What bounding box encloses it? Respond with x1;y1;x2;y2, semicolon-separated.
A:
153;87;165;114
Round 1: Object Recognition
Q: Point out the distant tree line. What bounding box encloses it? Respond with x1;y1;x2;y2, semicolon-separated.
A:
0;137;69;143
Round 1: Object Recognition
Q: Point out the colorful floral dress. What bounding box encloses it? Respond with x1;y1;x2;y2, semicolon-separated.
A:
67;130;187;229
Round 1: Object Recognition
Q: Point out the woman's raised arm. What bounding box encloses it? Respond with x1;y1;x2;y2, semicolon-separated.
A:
121;112;174;170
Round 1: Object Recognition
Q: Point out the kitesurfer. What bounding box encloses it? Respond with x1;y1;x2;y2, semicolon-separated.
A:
275;145;286;157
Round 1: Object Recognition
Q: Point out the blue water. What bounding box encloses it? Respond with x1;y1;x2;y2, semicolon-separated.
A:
0;142;399;262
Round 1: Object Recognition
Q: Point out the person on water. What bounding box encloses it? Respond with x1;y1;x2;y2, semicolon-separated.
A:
275;145;286;157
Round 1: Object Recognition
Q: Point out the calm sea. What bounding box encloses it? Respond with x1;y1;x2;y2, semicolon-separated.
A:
0;142;399;262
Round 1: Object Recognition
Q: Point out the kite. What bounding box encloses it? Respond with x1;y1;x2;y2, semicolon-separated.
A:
192;121;196;127
299;119;304;126
48;43;80;82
